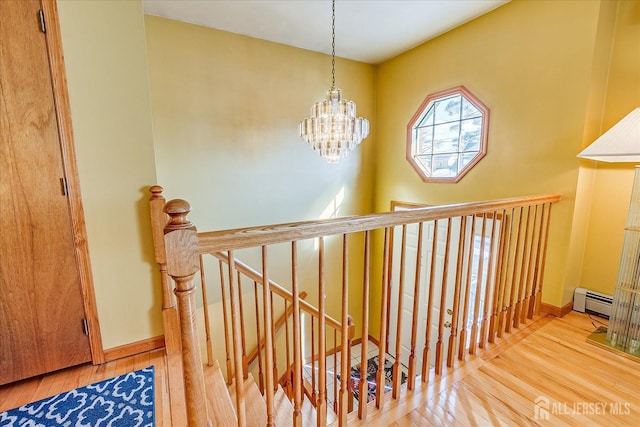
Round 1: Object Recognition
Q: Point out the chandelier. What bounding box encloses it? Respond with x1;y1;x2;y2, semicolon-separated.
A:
298;0;370;163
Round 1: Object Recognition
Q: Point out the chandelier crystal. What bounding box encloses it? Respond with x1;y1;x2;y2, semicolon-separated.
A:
298;0;370;163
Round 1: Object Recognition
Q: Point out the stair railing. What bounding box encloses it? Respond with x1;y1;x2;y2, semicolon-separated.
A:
213;250;351;426
155;187;561;426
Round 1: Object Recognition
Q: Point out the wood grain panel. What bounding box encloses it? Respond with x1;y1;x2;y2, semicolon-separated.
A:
0;0;91;385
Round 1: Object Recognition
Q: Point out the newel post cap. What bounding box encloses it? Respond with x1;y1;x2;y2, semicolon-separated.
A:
164;199;195;232
149;185;164;200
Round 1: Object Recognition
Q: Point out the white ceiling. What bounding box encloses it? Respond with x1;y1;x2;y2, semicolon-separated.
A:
143;0;509;64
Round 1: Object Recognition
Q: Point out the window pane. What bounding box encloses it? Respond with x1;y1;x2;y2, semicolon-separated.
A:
417;105;435;127
432;153;458;177
417;126;434;155
415;155;432;175
434;95;461;125
459;117;482;152
433;122;460;153
461;97;481;119
459;152;477;171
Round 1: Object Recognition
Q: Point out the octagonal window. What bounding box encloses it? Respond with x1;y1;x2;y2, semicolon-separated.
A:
407;86;489;183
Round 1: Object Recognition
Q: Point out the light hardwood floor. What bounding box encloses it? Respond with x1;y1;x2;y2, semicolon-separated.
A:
1;312;638;426
348;312;640;426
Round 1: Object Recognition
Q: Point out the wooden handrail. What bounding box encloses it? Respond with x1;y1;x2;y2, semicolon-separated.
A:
197;194;562;252
213;252;342;330
246;291;308;366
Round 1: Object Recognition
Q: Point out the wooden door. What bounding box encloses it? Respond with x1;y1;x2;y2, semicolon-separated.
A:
0;0;92;385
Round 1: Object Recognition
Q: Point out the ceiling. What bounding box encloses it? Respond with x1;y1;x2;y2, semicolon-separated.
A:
143;0;509;64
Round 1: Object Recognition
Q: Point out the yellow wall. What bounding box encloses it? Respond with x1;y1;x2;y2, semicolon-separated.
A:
52;0;638;351
371;0;604;330
57;0;161;349
143;16;375;331
577;0;640;297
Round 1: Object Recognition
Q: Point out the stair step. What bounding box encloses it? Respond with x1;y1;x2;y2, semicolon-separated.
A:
274;385;294;426
204;360;237;426
228;374;266;427
301;395;338;426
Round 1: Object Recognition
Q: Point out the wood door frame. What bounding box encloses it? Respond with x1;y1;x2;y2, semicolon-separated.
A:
40;0;104;364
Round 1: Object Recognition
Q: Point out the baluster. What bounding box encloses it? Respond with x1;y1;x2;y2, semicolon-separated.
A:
407;222;424;390
163;199;212;427
522;205;539;323
435;218;452;375
479;211;499;349
497;209;515;339
514;206;532;329
358;230;370;420
527;205;543;318
516;206;534;327
228;251;247;426
218;260;233;384
458;216;476;361
469;214;487;355
262;246;275;427
447;216;467;368
284;300;291;393
253;281;264;393
317;236;327;427
236;271;248;379
149;186;181;355
528;204;545;318
392;225;407;399
311;316;316;407
346;317;355;414
422;219;439;382
333;328;338;413
338;234;350;427
291;241;302;427
385;227;396;354
271;292;278;392
199;255;214;366
376;228;391;409
505;207;525;333
488;210;508;343
531;203;552;316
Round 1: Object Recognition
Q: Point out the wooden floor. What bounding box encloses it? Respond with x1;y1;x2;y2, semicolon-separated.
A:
1;312;638;426
348;312;640;426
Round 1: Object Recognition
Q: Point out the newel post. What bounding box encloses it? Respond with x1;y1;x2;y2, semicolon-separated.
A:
149;186;181;355
163;199;212;427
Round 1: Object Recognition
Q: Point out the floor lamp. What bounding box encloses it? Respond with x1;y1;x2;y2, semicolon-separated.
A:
578;107;640;361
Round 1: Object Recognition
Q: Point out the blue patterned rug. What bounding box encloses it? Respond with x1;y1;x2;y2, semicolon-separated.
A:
0;366;155;426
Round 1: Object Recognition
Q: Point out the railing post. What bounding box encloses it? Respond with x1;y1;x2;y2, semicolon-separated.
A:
163;199;211;427
149;186;181;355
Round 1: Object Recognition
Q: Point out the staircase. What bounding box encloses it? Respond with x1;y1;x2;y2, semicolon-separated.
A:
149;186;561;426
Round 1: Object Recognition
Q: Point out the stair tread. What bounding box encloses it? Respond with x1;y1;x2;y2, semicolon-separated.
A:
228;374;267;427
204;360;237;426
301;395;338;426
274;385;294;426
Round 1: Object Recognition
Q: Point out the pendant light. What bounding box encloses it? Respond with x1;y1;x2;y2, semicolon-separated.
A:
298;0;370;163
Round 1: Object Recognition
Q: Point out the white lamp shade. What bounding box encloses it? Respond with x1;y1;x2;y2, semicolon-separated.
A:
578;107;640;162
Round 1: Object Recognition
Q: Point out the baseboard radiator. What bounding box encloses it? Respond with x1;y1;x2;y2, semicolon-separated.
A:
573;288;613;319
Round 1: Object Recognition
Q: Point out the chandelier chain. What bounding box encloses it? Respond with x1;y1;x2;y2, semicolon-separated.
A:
331;0;335;89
